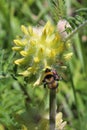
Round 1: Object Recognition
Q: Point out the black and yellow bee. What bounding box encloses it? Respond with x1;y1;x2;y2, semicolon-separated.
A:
42;68;61;89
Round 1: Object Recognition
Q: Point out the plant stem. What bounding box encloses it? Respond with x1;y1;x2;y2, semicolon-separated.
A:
64;20;87;42
49;89;56;130
19;82;31;106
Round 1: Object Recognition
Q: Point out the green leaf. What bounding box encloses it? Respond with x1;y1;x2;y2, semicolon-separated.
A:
48;0;66;23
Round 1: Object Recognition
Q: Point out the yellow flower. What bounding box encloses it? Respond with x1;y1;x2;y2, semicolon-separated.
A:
43;112;67;130
0;124;5;130
63;52;73;60
56;112;67;130
14;58;25;65
21;25;29;35
13;21;72;85
21;125;28;130
34;57;40;63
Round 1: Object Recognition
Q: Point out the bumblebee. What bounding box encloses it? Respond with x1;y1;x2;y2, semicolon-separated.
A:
42;68;61;89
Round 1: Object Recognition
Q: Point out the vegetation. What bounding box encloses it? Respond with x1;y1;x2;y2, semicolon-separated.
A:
0;0;87;130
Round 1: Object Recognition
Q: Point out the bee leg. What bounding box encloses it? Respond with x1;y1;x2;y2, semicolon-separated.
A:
44;83;47;88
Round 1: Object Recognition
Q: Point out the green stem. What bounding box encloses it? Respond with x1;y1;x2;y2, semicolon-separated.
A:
64;20;87;42
69;66;82;125
69;69;77;106
19;82;31;107
49;89;56;130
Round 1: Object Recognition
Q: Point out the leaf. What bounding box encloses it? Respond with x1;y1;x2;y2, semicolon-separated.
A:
48;0;66;22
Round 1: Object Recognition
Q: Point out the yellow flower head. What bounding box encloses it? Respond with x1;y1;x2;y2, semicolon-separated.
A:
13;21;72;84
56;112;67;130
43;112;67;130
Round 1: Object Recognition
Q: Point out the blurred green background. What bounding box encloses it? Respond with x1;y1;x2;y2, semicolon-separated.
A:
0;0;87;130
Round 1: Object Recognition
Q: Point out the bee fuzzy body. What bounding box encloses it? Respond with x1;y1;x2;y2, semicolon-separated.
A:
42;68;61;89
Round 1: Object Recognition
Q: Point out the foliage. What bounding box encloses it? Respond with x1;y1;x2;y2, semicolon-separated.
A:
48;0;66;22
0;0;87;130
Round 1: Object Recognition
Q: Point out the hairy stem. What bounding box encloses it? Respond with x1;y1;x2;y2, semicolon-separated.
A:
49;89;56;130
64;20;87;42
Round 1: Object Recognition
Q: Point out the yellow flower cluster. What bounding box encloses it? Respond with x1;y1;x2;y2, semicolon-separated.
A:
12;21;72;84
43;112;67;130
56;112;67;130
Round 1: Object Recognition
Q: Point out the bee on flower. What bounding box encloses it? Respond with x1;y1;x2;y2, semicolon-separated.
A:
12;21;72;86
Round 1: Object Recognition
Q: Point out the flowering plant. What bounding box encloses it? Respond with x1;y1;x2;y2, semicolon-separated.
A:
13;21;72;85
